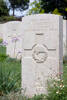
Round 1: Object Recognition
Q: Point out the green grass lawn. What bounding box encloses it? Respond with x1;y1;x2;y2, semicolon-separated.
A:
0;46;6;55
0;45;21;73
0;46;21;90
2;58;21;75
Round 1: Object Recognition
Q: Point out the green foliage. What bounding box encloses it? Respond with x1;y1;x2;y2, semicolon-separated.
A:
0;0;9;17
3;64;66;100
0;54;8;62
63;56;67;64
0;93;44;100
28;94;44;100
63;64;67;84
0;46;21;96
57;0;67;19
28;0;61;15
0;38;3;43
28;1;44;15
40;0;67;19
9;0;29;16
41;0;58;13
0;16;19;23
29;0;67;19
45;80;67;100
0;46;6;55
0;44;7;61
52;8;61;15
0;65;21;95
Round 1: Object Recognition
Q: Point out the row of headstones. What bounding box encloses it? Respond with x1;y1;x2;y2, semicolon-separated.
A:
0;15;67;60
0;14;67;97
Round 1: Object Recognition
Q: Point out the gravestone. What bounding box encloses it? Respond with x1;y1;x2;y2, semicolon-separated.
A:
63;20;67;57
3;21;23;59
22;14;63;97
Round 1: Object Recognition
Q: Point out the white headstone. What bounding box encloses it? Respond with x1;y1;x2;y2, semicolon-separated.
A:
3;21;23;59
22;14;63;97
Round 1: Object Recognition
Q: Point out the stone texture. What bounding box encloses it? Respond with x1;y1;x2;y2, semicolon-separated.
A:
22;14;63;97
0;24;4;38
63;20;67;57
3;21;23;59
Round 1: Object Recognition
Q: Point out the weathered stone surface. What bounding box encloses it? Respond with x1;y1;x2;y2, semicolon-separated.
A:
0;24;4;38
63;20;67;57
22;14;63;97
3;21;23;59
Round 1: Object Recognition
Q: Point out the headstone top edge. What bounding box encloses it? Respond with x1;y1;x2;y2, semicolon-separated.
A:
4;21;22;25
22;14;62;20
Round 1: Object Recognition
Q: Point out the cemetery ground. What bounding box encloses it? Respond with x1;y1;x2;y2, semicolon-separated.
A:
0;45;67;100
0;45;21;95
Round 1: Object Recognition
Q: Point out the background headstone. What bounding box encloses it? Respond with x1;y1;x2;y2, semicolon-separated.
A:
22;14;63;97
3;21;23;59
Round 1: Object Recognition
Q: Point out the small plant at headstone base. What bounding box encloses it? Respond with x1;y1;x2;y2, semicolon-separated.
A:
28;94;45;100
5;92;44;100
6;90;28;100
0;80;67;100
44;79;67;100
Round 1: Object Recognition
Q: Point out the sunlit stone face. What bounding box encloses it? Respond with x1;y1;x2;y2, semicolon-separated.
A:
3;21;22;59
22;14;63;97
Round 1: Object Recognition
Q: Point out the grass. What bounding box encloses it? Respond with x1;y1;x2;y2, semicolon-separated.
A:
0;46;6;55
63;63;67;84
0;46;21;89
1;58;21;76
